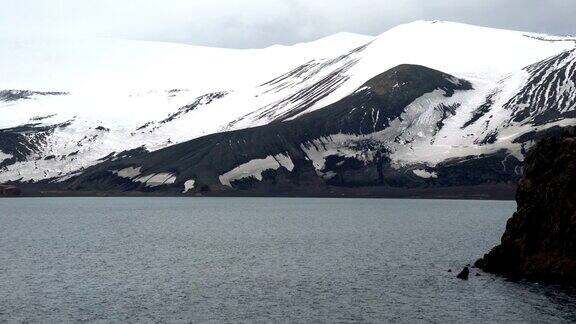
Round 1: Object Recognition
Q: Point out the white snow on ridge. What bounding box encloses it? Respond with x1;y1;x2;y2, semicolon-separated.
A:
0;34;372;92
219;154;294;187
285;20;576;119
218;21;576;127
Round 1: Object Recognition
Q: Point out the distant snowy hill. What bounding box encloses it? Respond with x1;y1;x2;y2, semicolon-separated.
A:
1;21;575;197
0;32;373;92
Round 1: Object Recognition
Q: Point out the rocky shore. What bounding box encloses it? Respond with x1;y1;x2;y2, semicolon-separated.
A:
0;184;21;197
476;129;576;283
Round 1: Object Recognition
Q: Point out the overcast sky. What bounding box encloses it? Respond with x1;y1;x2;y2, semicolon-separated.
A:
1;0;575;48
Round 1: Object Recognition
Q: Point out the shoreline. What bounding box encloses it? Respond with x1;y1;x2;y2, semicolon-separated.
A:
2;183;516;201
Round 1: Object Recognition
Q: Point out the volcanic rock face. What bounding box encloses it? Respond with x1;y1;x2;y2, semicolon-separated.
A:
476;130;576;282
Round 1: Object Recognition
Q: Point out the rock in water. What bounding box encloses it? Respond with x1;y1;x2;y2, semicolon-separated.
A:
476;129;576;283
457;267;470;280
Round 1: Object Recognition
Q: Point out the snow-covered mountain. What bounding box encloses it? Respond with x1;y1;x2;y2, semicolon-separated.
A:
1;21;575;197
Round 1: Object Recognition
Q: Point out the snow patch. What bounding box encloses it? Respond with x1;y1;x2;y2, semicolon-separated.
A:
135;173;176;187
112;167;175;187
219;153;294;187
354;86;371;94
300;134;375;172
274;153;295;171
0;150;12;163
412;169;438;178
113;166;142;179
182;179;196;193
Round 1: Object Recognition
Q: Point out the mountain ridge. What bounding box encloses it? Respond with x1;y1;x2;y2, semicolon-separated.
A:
1;21;575;197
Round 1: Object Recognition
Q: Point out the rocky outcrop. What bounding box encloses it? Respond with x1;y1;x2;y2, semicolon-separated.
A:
476;129;576;283
456;267;470;280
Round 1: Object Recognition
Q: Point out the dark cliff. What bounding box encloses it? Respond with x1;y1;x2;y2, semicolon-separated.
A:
476;129;576;282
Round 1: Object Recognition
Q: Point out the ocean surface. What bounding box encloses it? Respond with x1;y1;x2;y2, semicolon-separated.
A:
1;198;575;323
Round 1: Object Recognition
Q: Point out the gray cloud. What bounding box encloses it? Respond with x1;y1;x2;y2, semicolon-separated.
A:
1;0;574;48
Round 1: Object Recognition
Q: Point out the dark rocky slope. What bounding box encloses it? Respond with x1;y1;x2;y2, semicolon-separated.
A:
476;129;576;282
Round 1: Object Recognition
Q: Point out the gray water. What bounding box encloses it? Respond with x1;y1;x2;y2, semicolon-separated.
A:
0;198;575;323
